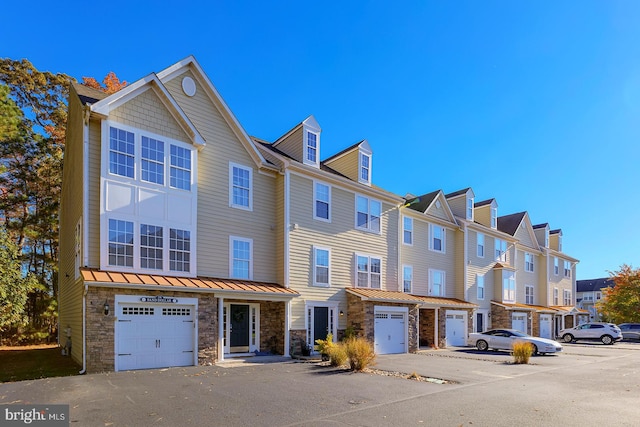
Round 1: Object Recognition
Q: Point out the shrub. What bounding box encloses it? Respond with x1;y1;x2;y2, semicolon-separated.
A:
316;334;334;360
327;343;348;367
512;341;533;364
344;337;376;371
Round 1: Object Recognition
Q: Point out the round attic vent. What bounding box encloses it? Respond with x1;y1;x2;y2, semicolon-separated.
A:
182;77;196;97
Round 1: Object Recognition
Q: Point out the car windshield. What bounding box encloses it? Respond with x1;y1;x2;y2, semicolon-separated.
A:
510;331;528;337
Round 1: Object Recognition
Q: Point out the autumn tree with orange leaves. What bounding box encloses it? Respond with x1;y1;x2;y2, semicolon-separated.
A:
0;57;126;343
596;264;640;324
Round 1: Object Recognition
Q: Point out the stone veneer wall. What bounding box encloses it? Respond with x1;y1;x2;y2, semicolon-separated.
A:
259;301;285;354
289;330;307;356
564;315;574;329
85;287;218;373
346;293;419;353
419;310;435;347
419;308;475;348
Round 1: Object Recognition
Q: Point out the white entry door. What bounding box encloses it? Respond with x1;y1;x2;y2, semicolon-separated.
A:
539;314;552;339
445;311;467;347
116;297;196;371
512;312;527;334
374;306;407;354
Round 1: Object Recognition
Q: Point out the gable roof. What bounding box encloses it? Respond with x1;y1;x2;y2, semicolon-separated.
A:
550;229;562;234
497;212;527;236
533;223;549;230
576;277;615;292
89;72;206;148
72;82;108;105
444;187;472;199
404;190;457;224
322;139;368;164
475;198;496;208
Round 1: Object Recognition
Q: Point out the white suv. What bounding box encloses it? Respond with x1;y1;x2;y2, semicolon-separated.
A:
559;322;623;345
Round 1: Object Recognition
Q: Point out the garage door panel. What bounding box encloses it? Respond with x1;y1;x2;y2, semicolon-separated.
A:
374;309;407;355
445;311;467;347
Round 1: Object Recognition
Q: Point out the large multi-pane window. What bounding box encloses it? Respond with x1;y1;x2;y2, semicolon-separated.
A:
564;260;572;278
108;219;134;267
140;224;163;269
495;238;507;262
357;255;381;288
314;247;330;286
141;136;165;184
109;127;135;178
525;285;534;305
230;164;252;210
356;196;381;233
563;289;572;306
477;233;485;258
314;182;330;221
429;269;445;296
403;217;413;245
230;237;251;279
170;145;191;190
430;224;445;253
503;273;516;302
403;265;413;293
170;228;191;272
525;253;534;272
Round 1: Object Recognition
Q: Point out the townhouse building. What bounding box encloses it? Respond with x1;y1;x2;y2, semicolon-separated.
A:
576;278;613;321
58;56;582;373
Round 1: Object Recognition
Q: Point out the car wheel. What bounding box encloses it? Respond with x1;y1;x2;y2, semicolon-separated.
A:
476;340;489;351
601;335;614;345
563;334;574;343
531;344;538;356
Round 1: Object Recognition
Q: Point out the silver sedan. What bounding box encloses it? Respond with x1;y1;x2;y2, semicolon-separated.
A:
468;329;563;355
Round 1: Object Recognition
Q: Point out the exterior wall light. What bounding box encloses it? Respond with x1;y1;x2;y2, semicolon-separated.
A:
104;300;110;316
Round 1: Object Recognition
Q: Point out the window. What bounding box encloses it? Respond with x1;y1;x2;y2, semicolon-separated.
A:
430;224;445;253
467;197;474;220
314;182;330;221
403;265;413;293
109;126;135;178
477;233;485;258
230;237;252;279
490;207;497;229
525;253;534;272
495;238;507;262
595;291;602;300
170;145;191;190
554;257;559;275
108;219;134;267
563;289;572;306
313;247;330;286
141;136;164;184
356;255;381;288
229;163;252;210
525;285;534;305
477;274;485;300
140;224;163;269
553;288;559;305
360;152;371;184
305;131;318;164
503;272;516;302
356;196;381;233
170;228;191;272
558;234;563;252
429;269;445;296
403;217;413;245
564;261;571;278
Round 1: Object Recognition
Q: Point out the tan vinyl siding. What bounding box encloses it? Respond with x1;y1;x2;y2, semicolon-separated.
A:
454;228;465;300
275;175;285;285
475;205;492;228
287;173;399;330
549;233;560;251
274;127;304;162
514;225;536;249
324;149;359;182
517;249;538;304
424;195;451;222
87;119;101;266
465;229;496;308
58;89;86;365
447;195;466;219
401;217;456;299
162;71;278;281
110;89;189;142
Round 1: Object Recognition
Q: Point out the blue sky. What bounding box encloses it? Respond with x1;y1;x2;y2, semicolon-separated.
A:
3;1;639;280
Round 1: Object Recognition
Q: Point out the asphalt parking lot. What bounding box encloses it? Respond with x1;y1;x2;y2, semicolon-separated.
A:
1;341;639;426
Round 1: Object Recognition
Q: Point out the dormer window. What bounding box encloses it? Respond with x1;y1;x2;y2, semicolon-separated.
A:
545;231;549;247
466;197;474;220
558;233;563;252
359;151;371;185
490;207;497;229
304;131;319;166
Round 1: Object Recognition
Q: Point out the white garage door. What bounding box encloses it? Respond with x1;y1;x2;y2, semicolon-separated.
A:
374;307;407;354
539;314;552;339
445;311;467;346
512;312;527;334
116;301;196;371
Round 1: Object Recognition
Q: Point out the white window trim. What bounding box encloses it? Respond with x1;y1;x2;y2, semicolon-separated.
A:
564;260;572;278
229;236;253;280
554;257;559;275
525;285;534;305
355;195;382;234
502;273;516;303
476;232;485;258
313;180;331;222
402;264;413;293
490;207;498;229
303;129;320;167
305;301;338;350
429;224;446;253
313;246;331;287
495;238;507;262
466;197;474;220
358;150;372;185
355;253;383;289
403;216;413;246
477;273;484;300
428;268;446;297
229;162;253;211
525;252;534;272
553;287;559;305
563;289;572;306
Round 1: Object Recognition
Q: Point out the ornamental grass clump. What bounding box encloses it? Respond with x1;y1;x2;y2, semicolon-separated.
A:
344;337;376;371
512;341;533;364
327;343;348;367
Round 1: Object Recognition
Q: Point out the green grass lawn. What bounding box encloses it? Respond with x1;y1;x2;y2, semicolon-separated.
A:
0;345;81;383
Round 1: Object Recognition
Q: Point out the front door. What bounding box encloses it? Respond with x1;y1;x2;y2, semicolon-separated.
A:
476;312;484;333
230;304;250;353
314;307;329;345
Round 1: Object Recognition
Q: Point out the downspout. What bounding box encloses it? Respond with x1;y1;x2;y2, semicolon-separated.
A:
398;207;403;292
284;169;290;288
82;107;90;268
218;296;224;362
463;223;468;301
79;284;88;374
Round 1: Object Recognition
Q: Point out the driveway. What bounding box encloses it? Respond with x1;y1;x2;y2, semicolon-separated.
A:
1;343;639;426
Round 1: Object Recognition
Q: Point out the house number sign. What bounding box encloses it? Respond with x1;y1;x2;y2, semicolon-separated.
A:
140;296;179;303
